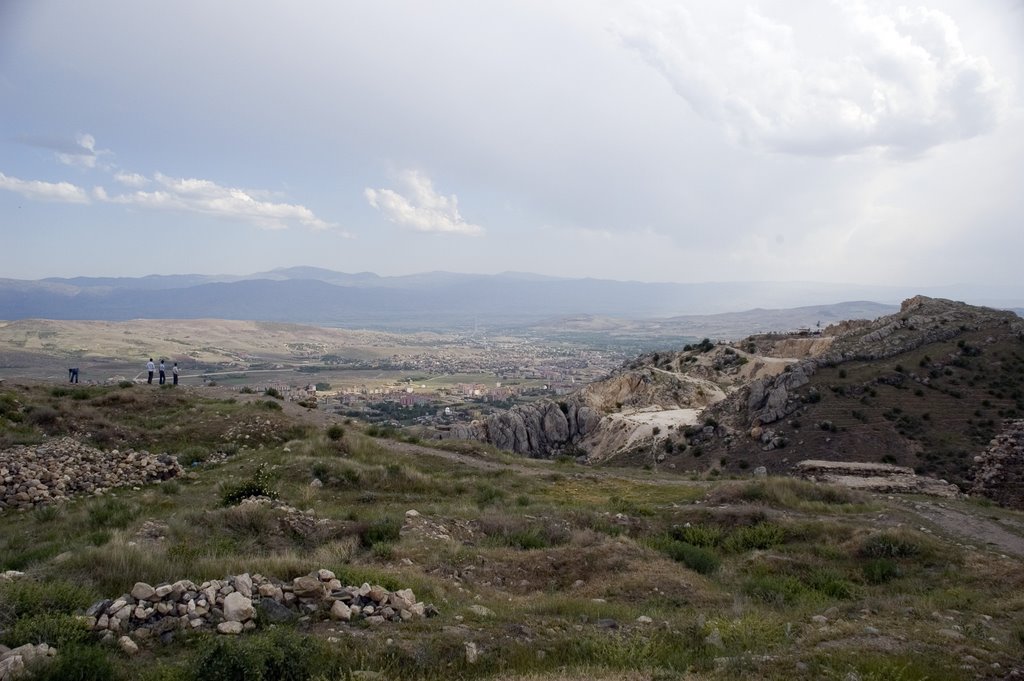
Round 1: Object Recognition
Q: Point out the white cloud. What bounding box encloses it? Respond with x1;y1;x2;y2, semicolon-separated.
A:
113;171;148;187
365;170;482;235
0;172;90;203
615;2;1008;157
103;172;335;231
56;133;105;168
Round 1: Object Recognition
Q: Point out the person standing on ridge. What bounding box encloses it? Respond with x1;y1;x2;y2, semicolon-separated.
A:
172;362;179;386
159;359;166;385
147;358;155;384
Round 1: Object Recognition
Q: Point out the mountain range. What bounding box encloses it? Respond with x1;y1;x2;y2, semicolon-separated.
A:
2;267;1021;331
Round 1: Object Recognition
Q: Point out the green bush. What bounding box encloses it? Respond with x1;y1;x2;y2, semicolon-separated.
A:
649;536;721;574
360;517;401;548
859;532;925;559
28;644;119;681
264;387;283;399
673;524;724;548
475;484;505;507
193;627;321;681
863;558;901;584
177;445;209;467
326;424;345;441
220;464;278;506
87;498;138;530
258;400;282;411
1;613;88;648
0;580;96;626
724;522;786;552
743;574;807;606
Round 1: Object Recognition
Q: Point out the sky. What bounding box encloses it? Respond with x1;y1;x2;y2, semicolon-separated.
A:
1;0;1023;286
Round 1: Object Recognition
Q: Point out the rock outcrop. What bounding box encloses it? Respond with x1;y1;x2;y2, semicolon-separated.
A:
445;399;601;458
795;460;960;497
746;363;814;425
0;437;182;511
970;420;1024;509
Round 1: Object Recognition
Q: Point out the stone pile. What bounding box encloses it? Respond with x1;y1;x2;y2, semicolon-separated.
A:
82;569;437;643
970;420;1024;509
0;437;182;511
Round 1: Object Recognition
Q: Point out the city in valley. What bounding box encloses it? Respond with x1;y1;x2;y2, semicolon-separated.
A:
0;317;662;431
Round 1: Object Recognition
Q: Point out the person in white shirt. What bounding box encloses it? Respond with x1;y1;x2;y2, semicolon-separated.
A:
159;360;167;385
147;358;155;384
172;362;179;386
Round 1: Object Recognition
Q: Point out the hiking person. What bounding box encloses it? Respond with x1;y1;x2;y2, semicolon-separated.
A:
70;367;79;383
159;360;166;385
172;362;179;386
147;358;155;384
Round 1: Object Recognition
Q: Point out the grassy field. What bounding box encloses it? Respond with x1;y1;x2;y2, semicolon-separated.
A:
1;382;1023;680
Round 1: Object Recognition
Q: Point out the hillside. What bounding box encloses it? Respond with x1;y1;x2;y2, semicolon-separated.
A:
0;381;1022;680
447;297;1024;508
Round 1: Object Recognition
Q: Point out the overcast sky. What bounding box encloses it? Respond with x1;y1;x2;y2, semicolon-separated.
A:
2;0;1022;286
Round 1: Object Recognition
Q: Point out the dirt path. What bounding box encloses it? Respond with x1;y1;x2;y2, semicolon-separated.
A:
896;498;1024;558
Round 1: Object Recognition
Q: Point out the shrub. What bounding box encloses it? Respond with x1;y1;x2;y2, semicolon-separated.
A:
673;524;724;548
28;644;119;681
359;517;401;549
326;424;344;441
863;558;901;584
220;464;278;506
177;445;209;467
649;536;720;574
475;484;505;507
193;627;321;681
264;387;283;399
1;612;88;648
0;580;96;626
258;400;282;411
87;498;138;530
25;405;58;427
859;532;925;559
724;523;785;553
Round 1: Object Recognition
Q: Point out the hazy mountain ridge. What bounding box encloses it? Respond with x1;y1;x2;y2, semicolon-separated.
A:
6;268;1023;329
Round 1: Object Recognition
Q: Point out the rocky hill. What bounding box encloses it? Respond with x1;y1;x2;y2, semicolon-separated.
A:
441;297;1024;506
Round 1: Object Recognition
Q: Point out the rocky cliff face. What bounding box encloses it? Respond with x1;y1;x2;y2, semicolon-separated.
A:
444;399;602;458
970;420;1024;510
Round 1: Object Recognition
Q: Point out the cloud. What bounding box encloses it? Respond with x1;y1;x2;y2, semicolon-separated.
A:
17;132;106;168
365;170;482;235
615;2;1008;157
103;172;335;231
113;171;148;187
0;172;90;203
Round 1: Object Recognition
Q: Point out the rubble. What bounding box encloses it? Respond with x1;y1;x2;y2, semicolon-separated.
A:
0;437;182;511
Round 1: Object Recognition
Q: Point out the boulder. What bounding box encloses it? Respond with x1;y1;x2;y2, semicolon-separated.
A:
222;593;255;623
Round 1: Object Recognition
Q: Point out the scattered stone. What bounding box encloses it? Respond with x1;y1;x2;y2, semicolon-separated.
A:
217;621;244;635
811;615;828;625
118;636;139;655
464;641;479;664
467;605;494;618
637;616;653;624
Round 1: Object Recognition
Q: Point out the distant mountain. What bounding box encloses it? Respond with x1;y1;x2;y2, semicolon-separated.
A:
2;268;1022;330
